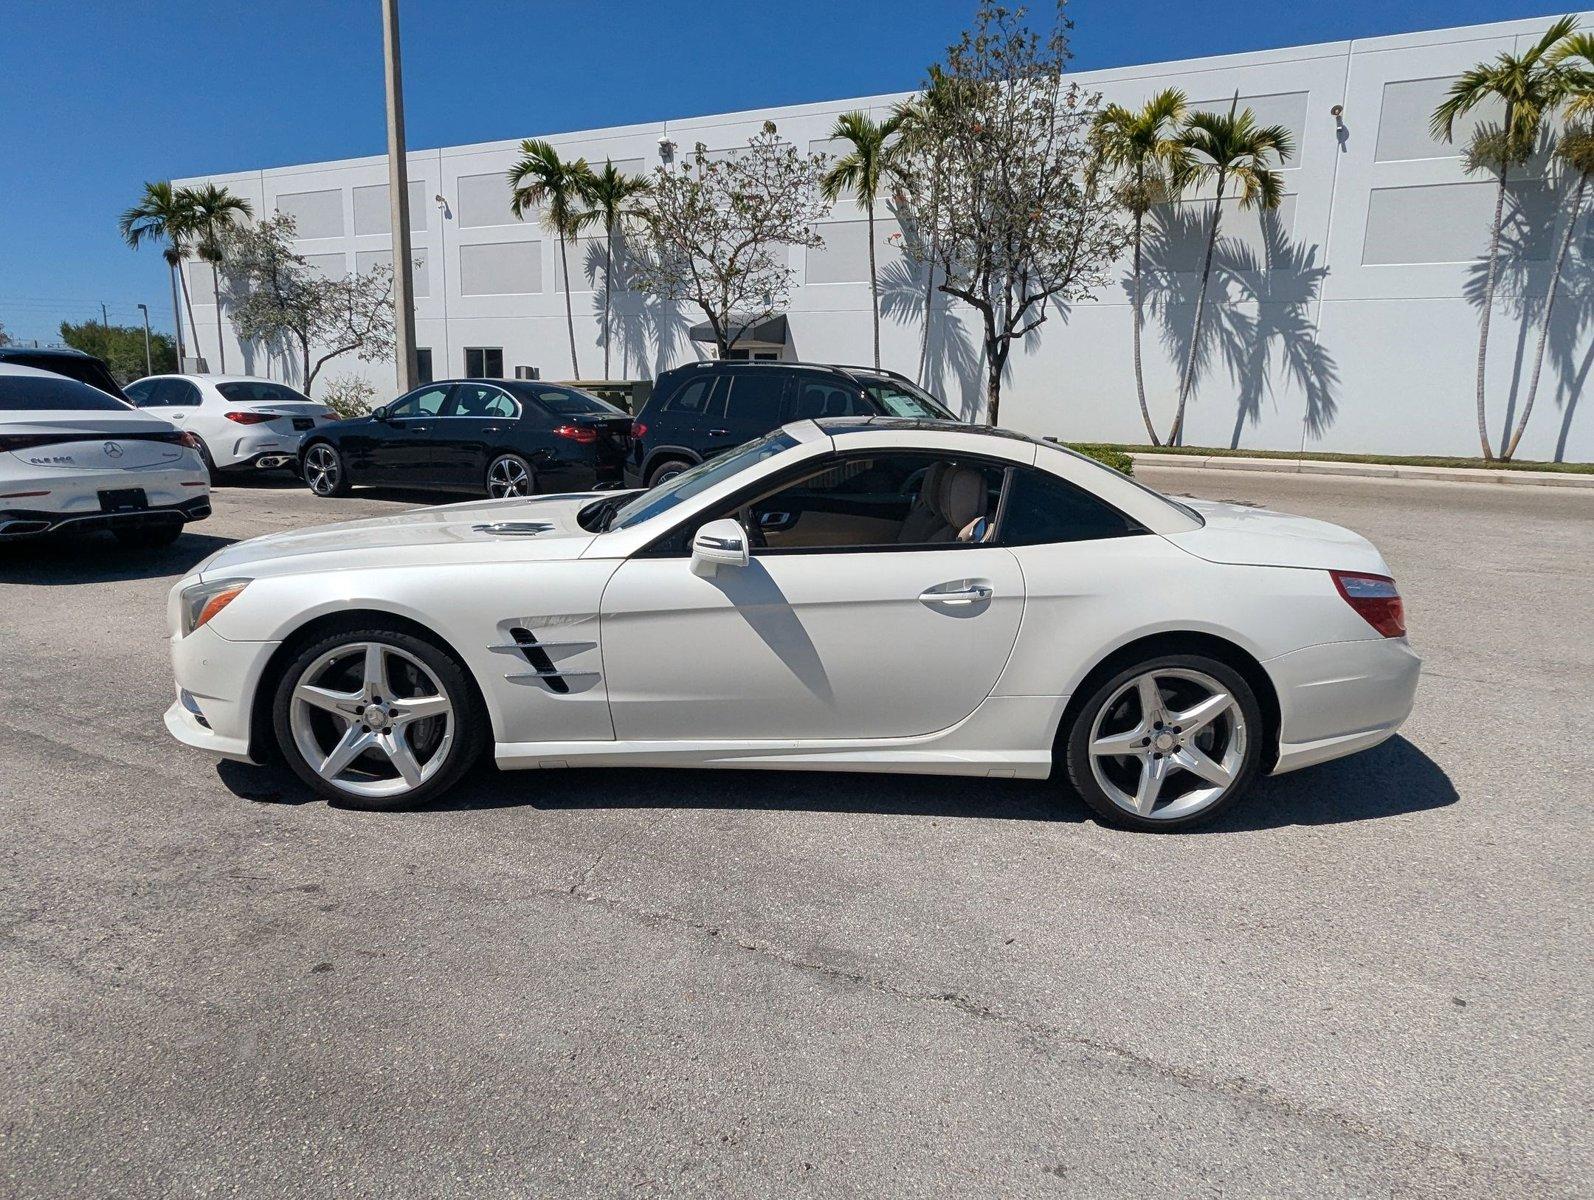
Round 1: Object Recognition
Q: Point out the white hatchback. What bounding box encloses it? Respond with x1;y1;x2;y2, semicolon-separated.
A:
124;375;335;478
0;364;211;546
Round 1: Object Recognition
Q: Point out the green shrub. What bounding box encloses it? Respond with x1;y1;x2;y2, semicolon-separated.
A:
1060;442;1134;476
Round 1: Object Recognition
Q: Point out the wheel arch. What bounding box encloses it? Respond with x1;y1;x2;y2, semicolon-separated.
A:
1050;630;1281;773
247;608;491;763
640;445;701;481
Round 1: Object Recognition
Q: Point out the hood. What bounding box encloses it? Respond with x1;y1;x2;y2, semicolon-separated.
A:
1164;499;1392;575
198;492;607;579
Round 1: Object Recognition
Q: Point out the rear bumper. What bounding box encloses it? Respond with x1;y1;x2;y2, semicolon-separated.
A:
1267;637;1421;774
218;429;310;470
0;495;210;539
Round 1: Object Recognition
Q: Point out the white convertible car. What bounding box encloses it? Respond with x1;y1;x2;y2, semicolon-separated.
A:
164;419;1419;830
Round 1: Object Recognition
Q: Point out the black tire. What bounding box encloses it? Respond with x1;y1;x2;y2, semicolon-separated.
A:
1063;652;1264;832
271;625;487;811
485;453;535;498
646;457;692;487
302;442;350;497
111;519;184;548
194;438;221;484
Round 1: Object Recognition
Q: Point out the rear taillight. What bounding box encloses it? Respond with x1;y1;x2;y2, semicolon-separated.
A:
554;424;598;444
1331;570;1406;638
176;431;202;450
225;411;273;425
631;421;647;440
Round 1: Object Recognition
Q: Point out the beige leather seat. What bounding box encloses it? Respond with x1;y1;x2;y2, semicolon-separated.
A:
928;466;991;543
897;462;949;543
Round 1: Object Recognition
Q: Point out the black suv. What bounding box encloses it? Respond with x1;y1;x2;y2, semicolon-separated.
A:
625;362;961;487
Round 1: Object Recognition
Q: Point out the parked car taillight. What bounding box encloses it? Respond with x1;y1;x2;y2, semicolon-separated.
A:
176;431;203;450
1331;571;1406;638
631;421;647;439
554;424;599;444
225;411;274;425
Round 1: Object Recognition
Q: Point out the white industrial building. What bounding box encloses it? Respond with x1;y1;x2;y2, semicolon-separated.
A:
175;13;1593;461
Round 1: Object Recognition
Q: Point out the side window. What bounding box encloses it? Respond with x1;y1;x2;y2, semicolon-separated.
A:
785;378;868;422
388;385;452;418
661;376;725;419
169;379;202;406
452;384;516;418
723;453;1004;553
997;467;1145;546
723;373;787;426
124;380;155;407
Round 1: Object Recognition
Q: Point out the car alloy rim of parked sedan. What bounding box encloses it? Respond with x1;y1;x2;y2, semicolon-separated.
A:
304;445;340;496
487;455;532;498
1087;668;1247;821
288;641;455;799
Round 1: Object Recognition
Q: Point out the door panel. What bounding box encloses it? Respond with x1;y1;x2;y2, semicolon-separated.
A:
599;547;1025;742
370;384;454;485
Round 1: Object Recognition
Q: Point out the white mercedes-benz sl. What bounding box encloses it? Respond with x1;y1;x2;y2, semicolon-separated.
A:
164;418;1419;830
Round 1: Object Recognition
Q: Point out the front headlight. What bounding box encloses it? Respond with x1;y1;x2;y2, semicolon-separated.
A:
179;578;251;637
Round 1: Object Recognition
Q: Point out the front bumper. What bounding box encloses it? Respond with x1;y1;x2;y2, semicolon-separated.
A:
1267;637;1421;774
0;495;211;539
164;623;279;763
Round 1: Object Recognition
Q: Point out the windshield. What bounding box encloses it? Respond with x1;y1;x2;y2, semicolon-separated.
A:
0;374;133;411
217;381;313;404
607;431;798;530
860;378;956;420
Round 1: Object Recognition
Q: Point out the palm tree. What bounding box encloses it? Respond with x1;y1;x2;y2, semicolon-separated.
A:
119;181;198;369
579;161;651;379
184;184;253;373
1094;88;1190;445
1432;15;1577;460
821;110;904;369
1167;102;1293;445
1503;30;1594;461
508;139;593;377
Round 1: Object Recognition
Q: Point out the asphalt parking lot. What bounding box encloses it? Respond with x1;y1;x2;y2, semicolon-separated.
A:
1;468;1589;1198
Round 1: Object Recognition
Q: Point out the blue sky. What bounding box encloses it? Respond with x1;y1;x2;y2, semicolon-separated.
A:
0;0;1568;343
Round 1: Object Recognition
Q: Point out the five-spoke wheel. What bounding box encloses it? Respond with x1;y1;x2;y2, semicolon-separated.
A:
303;443;348;497
1066;654;1262;830
272;628;484;808
486;454;533;498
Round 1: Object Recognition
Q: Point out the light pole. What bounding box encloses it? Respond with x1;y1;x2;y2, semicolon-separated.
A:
382;0;418;394
136;303;153;376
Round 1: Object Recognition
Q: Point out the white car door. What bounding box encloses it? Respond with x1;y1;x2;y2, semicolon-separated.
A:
598;451;1025;743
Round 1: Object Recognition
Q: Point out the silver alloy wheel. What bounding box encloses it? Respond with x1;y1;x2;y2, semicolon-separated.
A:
652;464;685;485
1087;667;1247;822
304;444;340;496
287;641;455;800
486;455;532;498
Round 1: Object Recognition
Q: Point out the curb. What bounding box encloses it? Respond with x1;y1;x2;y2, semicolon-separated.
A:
1129;453;1594;489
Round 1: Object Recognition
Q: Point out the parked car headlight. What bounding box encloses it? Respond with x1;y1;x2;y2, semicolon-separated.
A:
179;578;251;636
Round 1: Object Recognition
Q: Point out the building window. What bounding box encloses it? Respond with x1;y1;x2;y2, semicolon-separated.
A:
416;347;433;384
464;347;503;378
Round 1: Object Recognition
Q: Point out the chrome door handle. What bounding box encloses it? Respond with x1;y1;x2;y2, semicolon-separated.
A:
919;584;993;605
706;428;730;437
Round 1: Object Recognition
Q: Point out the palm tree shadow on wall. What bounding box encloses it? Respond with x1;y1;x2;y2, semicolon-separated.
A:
584;235;687;380
876;216;986;418
1141;204;1338;448
1460;176;1593;461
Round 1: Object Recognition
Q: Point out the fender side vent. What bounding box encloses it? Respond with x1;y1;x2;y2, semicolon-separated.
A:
508;626;569;694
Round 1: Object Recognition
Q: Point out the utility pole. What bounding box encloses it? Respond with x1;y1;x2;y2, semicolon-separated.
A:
136;303;153;376
101;302;109;329
381;0;418;394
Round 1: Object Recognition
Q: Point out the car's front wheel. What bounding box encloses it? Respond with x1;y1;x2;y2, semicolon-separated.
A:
1064;653;1264;831
486;453;534;498
271;627;486;809
302;443;349;497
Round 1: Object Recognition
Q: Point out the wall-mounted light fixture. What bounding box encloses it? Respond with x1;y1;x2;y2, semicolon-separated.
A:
658;135;676;162
434;193;452;220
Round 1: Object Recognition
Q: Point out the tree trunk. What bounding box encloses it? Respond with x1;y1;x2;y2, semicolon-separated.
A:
602;223;614;379
1504;170;1587;461
167;261;186;365
1130;203;1159;445
177;253;201;369
560;232;579;377
211;267;227;373
917;172;941;387
1171;177;1227;446
301;339;311;393
984;329;1004;427
867;199;880;370
1474;113;1514;462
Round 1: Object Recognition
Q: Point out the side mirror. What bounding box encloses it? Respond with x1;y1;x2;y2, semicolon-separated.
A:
371;405;389;422
690;517;750;575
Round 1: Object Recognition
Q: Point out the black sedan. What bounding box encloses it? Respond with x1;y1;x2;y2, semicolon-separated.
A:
299;380;633;499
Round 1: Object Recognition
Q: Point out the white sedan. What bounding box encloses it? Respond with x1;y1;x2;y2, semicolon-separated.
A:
1;363;211;546
124;374;335;478
164;419;1419;830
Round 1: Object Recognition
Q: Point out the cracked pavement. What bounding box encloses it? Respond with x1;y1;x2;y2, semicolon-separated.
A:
1;470;1589;1198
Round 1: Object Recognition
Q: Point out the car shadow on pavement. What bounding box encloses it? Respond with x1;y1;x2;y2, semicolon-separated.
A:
217;735;1455;831
0;530;236;584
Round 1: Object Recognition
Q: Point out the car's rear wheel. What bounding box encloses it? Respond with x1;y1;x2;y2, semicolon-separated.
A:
486;453;534;498
646;457;692;487
303;443;349;497
193;437;221;484
112;519;183;548
1064;654;1263;832
272;628;486;810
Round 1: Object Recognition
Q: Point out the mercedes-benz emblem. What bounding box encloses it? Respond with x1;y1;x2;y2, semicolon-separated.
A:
103;441;123;458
